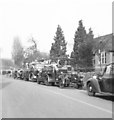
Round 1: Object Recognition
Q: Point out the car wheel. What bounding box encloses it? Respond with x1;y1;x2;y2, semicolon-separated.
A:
74;83;79;89
44;80;49;86
44;75;49;86
59;81;64;88
87;82;95;96
24;77;26;81
37;80;40;84
50;82;55;86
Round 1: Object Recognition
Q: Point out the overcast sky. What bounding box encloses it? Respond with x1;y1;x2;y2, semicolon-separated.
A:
0;0;112;59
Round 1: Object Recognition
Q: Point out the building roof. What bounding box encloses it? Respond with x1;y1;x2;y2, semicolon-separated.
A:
93;33;113;53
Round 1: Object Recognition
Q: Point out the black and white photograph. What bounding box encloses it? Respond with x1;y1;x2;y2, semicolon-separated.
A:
0;0;113;119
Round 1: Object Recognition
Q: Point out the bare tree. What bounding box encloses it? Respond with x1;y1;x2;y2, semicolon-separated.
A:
12;37;24;67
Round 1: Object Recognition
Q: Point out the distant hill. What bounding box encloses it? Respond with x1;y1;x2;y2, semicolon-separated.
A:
0;58;14;70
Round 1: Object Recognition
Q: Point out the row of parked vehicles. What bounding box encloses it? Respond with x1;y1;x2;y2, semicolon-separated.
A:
2;61;114;97
10;62;84;89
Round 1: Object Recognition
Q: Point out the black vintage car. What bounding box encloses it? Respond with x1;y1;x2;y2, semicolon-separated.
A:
37;65;56;85
56;68;71;88
37;64;71;88
86;63;114;96
17;69;24;79
69;73;84;89
12;69;24;80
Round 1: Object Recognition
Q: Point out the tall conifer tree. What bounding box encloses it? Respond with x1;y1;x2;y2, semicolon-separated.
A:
71;20;94;70
71;20;86;67
50;25;67;62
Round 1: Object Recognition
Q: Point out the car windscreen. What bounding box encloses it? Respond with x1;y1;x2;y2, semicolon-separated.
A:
71;74;78;78
44;66;53;71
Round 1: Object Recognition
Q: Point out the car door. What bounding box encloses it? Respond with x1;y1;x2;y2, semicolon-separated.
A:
101;64;113;93
110;64;114;93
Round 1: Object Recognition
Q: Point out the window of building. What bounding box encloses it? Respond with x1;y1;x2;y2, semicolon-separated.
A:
105;65;111;75
93;59;95;65
101;52;106;64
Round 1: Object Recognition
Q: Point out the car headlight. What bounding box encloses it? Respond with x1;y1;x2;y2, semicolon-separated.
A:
80;79;83;81
33;76;36;78
93;75;97;79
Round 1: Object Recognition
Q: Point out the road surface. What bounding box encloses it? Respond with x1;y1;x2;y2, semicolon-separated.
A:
1;75;113;118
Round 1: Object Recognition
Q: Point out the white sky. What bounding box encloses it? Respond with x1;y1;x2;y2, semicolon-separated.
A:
0;0;112;59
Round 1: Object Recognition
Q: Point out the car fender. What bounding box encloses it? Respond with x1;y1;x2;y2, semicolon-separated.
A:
86;78;101;93
45;74;54;82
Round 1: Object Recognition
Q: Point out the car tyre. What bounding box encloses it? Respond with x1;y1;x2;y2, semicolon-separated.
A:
87;82;95;96
59;81;64;88
37;80;40;84
44;75;49;86
45;80;49;86
74;83;79;89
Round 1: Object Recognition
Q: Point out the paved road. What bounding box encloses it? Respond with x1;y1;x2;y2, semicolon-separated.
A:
1;75;113;118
